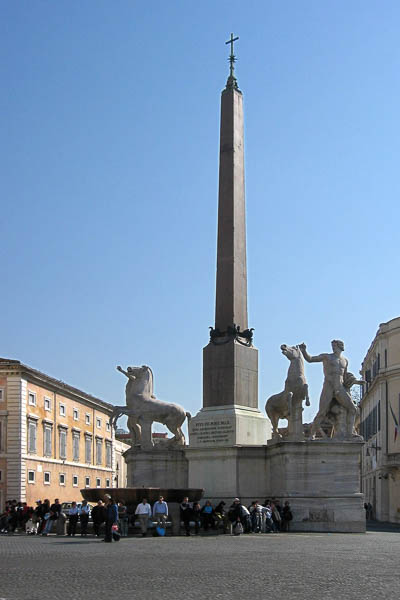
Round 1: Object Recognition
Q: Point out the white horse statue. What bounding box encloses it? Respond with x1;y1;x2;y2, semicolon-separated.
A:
111;365;191;448
265;344;310;441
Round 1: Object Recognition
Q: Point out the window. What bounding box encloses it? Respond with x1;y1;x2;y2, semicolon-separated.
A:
96;417;101;429
105;478;110;487
0;419;5;452
43;424;52;457
28;420;37;453
85;476;90;487
73;475;78;487
96;478;101;488
44;471;50;484
85;436;92;463
44;396;51;411
59;403;66;417
96;438;102;465
73;408;79;421
106;421;110;432
85;413;91;425
0;388;4;402
28;391;36;406
28;470;35;483
72;432;80;461
59;428;67;459
0;470;3;482
59;473;66;485
105;442;112;468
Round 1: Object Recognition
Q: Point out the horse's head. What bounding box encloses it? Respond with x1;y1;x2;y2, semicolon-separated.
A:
281;344;302;361
126;365;153;395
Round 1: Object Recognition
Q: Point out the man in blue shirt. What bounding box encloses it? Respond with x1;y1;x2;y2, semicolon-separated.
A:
153;496;168;529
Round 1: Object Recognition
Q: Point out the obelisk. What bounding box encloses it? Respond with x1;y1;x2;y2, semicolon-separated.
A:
188;36;269;450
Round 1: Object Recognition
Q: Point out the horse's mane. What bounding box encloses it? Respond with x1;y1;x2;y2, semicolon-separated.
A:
144;365;154;395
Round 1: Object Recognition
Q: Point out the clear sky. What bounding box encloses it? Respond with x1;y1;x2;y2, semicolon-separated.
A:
2;1;400;431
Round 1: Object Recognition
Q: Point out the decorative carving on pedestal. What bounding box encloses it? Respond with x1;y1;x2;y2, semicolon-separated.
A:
111;365;191;449
265;344;310;441
209;324;254;347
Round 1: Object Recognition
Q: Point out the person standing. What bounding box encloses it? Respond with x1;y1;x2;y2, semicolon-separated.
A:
180;497;193;536
192;502;202;535
135;498;152;537
281;501;293;532
153;496;168;530
104;496;118;543
249;501;263;533
80;500;90;536
118;501;129;537
91;500;106;537
42;498;61;536
67;502;80;536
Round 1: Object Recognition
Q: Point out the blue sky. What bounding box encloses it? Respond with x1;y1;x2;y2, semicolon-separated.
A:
2;1;400;431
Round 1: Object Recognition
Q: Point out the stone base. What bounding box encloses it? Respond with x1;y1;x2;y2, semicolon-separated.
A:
124;446;188;488
185;445;269;502
188;404;270;447
265;439;365;532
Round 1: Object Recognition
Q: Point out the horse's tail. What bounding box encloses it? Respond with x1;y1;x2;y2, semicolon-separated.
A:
185;411;192;423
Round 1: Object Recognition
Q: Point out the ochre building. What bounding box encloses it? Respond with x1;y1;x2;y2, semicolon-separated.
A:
360;317;400;523
0;358;119;509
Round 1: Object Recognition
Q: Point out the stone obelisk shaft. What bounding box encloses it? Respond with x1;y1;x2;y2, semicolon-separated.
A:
215;86;248;332
202;79;258;410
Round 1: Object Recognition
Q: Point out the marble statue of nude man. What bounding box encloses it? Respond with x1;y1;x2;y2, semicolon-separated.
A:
299;340;357;439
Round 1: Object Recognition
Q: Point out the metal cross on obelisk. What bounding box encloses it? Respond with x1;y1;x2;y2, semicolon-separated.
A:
225;33;239;89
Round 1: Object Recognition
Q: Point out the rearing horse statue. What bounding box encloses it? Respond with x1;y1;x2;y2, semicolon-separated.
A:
265;344;310;441
111;365;191;449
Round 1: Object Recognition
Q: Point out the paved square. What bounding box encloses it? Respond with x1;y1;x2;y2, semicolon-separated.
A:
0;531;399;600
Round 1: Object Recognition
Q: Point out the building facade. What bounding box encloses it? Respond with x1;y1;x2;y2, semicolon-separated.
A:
360;317;400;523
0;358;120;510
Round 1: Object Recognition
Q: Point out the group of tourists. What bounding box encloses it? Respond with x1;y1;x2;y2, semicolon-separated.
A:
179;497;292;536
0;495;293;538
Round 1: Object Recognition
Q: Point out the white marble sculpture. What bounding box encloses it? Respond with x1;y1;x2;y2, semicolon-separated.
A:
299;340;363;440
265;344;310;441
111;365;191;449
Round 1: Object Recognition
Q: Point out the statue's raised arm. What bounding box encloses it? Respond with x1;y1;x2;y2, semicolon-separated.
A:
117;365;136;381
299;343;326;363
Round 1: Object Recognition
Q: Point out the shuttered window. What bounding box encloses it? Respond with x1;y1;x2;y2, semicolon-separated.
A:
96;439;102;465
105;442;112;468
28;421;37;453
44;425;52;457
73;432;80;461
59;429;67;459
85;436;92;463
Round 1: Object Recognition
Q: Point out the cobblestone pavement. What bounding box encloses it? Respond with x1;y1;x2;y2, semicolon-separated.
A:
1;531;399;600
